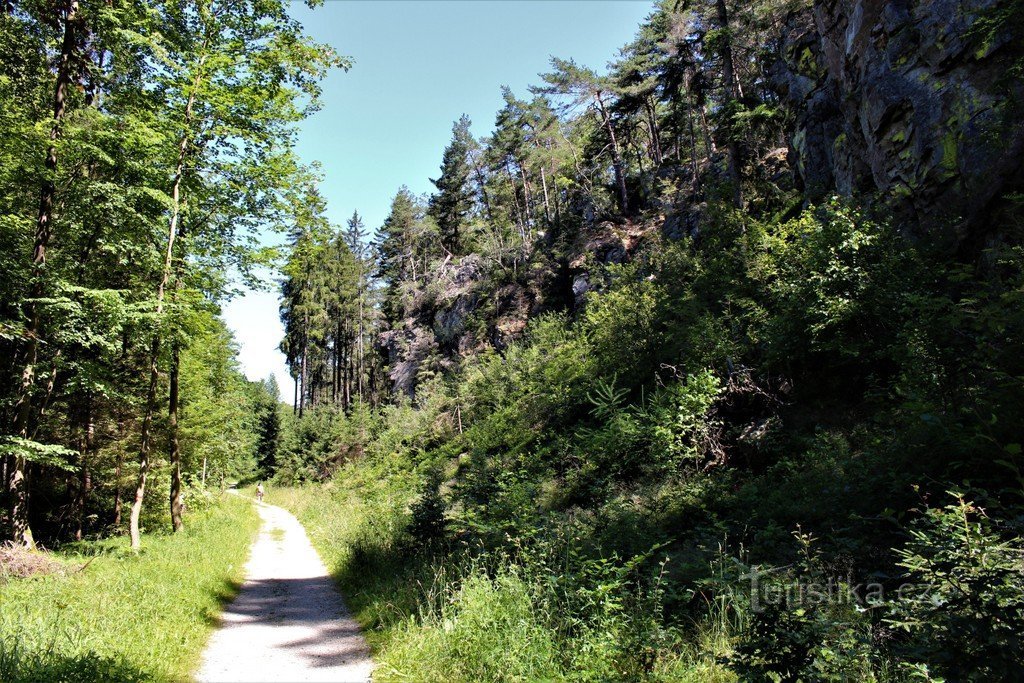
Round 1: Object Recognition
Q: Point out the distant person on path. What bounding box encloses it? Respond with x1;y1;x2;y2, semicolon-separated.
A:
256;482;264;503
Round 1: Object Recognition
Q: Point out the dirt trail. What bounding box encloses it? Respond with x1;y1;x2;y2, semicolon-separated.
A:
196;498;373;682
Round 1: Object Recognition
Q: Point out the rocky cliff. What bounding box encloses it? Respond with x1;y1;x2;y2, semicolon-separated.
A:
773;0;1024;239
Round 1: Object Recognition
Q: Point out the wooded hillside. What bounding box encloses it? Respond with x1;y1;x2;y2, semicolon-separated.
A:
270;1;1024;679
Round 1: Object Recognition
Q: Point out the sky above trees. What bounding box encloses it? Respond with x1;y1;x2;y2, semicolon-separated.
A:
222;0;654;399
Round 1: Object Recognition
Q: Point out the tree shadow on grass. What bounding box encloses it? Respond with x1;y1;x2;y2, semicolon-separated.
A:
203;575;246;628
0;644;155;683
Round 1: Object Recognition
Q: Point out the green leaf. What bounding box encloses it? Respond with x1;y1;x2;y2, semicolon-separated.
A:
0;437;77;471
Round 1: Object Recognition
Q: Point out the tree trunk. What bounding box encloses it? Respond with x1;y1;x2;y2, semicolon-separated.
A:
594;91;629;214
129;335;160;549
687;90;700;191
112;439;123;529
168;341;183;532
298;341;307;419
504;161;527;243
700;105;715;159
539;165;553;225
130;85;196;550
518;161;534;236
30;351;61;441
473;163;493;224
715;0;743;209
345;334;353;413
75;397;94;541
8;0;79;547
331;322;339;404
357;273;364;401
645;97;663;166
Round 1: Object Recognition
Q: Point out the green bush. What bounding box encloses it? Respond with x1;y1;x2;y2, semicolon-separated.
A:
887;493;1024;680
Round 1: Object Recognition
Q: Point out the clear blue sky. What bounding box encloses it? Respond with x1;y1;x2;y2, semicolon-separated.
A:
223;0;655;400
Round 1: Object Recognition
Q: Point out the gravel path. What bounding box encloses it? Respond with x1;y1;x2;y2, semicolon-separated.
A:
196;498;373;682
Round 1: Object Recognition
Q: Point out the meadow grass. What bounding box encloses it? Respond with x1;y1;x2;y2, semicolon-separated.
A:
0;493;258;682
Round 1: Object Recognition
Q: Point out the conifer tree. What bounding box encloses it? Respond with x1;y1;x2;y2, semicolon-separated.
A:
375;187;420;322
535;57;630;214
428;115;477;255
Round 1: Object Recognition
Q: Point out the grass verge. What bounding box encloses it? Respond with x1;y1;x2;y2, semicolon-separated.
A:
268;482;735;682
0;493;258;682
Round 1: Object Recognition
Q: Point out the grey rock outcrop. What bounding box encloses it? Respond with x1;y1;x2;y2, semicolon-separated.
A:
772;0;1024;236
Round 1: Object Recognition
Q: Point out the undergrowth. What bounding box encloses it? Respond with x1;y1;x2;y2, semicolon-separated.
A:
269;199;1024;681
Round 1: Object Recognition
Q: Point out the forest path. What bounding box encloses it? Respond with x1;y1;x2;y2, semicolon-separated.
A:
196;496;373;682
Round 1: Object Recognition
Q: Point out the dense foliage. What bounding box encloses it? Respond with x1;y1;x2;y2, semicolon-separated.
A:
270;1;1024;680
0;0;341;547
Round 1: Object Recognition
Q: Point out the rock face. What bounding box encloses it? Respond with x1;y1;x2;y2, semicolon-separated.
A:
378;253;548;398
773;0;1024;236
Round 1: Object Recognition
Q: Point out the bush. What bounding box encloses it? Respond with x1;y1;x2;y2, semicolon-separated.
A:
887;493;1024;680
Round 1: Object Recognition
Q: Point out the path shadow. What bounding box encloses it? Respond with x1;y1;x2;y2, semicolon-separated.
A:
214;576;370;670
203;575;246;627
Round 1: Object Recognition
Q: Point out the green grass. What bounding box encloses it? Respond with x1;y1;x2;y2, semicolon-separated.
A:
0;493;259;682
269;482;736;682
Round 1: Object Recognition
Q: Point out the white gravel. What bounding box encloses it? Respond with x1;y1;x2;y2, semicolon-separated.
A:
196;499;373;682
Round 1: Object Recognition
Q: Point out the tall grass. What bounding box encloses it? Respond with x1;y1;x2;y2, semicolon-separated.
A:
270;482;737;682
0;494;258;682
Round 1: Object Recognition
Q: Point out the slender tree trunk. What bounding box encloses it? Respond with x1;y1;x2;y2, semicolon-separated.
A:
74;397;93;541
473;164;493;224
700;105;715;159
345;334;353;412
298;342;307;419
687;90;700;191
338;320;344;405
518;161;534;234
505;161;526;243
30;351;61;441
331;326;338;404
8;0;79;547
539;165;552;225
357;274;364;401
129;335;160;549
715;0;743;209
112;447;123;527
168;341;183;532
130;79;197;550
594;91;629;214
292;373;298;415
645;97;663;166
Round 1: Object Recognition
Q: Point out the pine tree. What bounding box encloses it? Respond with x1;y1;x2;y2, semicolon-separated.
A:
375;187;420;322
534;57;630;214
345;211;369;402
254;376;282;477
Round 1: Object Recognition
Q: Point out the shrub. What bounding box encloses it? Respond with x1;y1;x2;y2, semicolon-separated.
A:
887;493;1024;680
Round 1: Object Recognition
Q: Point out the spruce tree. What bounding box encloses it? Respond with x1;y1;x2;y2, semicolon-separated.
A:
428;115;477;255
